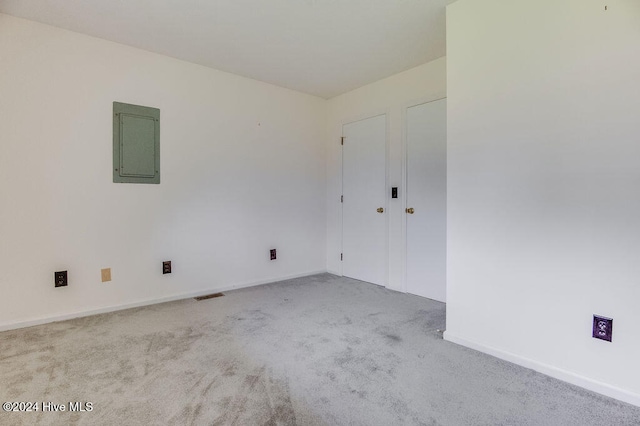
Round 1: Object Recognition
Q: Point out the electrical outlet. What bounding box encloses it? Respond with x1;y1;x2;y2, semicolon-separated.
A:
593;315;613;342
163;261;172;274
101;268;111;282
270;249;277;260
54;271;68;288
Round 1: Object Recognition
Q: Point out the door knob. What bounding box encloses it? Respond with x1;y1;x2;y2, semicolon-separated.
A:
406;208;415;214
377;207;384;213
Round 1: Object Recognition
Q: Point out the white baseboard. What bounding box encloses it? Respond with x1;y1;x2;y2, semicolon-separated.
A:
443;331;640;408
0;269;327;333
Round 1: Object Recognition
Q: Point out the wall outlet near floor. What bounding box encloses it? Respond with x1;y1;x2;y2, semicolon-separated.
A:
162;261;172;274
270;249;277;260
101;268;112;282
593;315;613;342
54;271;68;288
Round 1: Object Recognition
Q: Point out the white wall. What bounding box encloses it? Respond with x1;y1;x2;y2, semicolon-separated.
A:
326;59;446;290
446;0;640;405
0;14;326;330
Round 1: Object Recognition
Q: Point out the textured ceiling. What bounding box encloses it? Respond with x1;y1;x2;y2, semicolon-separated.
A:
0;0;455;98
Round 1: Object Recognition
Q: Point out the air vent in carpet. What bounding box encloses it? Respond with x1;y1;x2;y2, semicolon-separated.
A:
194;293;225;301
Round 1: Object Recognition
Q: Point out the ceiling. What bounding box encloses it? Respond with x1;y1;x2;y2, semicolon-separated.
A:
0;0;454;99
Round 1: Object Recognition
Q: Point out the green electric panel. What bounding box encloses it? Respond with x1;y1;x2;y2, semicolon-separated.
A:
113;102;160;184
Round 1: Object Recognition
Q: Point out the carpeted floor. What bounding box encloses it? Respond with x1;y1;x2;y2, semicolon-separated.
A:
1;273;639;425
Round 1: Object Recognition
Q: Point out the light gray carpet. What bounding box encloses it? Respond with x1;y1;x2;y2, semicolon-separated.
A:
1;273;639;425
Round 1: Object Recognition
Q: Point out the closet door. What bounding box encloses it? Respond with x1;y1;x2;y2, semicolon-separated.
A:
342;114;387;286
406;99;446;301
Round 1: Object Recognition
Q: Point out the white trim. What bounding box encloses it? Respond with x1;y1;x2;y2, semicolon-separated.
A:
0;270;327;333
443;331;640;408
340;109;388;129
402;92;447;113
400;104;409;294
383;112;391;288
339;122;345;278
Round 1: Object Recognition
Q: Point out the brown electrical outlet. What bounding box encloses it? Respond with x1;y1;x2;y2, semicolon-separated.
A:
54;271;68;288
593;315;613;342
101;268;112;282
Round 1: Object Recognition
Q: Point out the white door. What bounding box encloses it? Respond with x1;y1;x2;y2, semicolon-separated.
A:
406;99;446;302
342;115;386;286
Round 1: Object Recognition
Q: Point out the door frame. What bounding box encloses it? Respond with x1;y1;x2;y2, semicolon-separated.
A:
400;94;447;294
340;110;390;287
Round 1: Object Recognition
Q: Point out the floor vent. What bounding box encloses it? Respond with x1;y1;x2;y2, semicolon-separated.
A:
195;293;225;301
